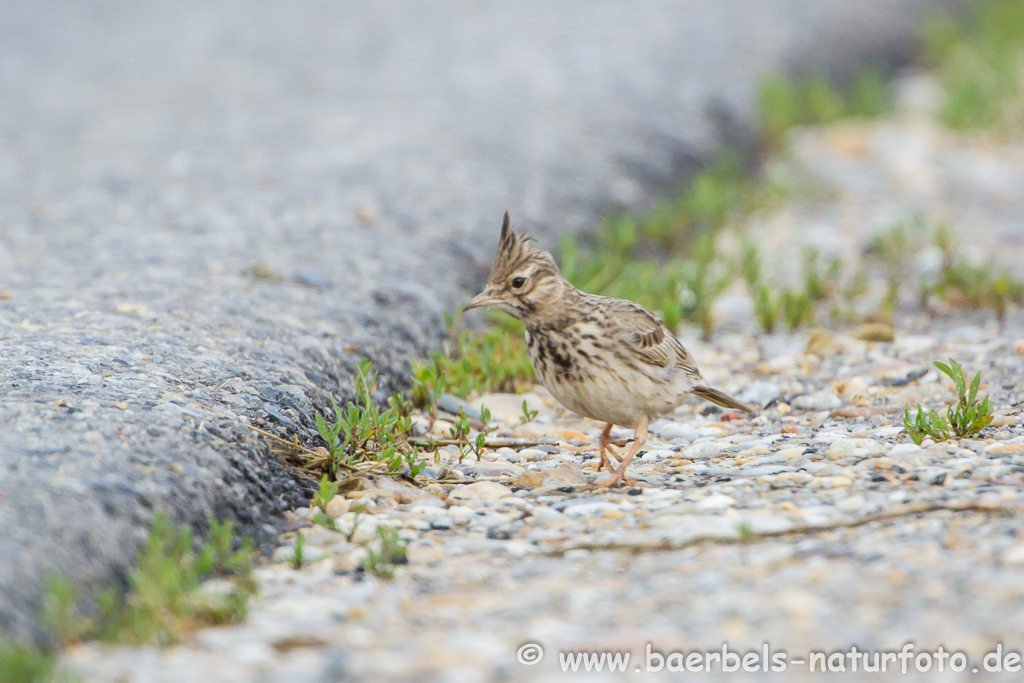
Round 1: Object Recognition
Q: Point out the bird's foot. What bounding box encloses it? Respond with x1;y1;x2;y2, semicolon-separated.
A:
594;467;637;488
597;446;618;472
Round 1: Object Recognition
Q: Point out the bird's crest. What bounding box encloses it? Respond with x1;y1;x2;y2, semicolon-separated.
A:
490;211;545;282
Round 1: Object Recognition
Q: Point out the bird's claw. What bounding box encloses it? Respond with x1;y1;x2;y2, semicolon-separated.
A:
594;469;637;488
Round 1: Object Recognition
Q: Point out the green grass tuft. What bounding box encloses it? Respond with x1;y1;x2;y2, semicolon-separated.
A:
0;642;61;683
94;515;255;646
904;358;994;443
315;359;426;477
922;0;1024;129
411;312;534;401
758;68;893;148
360;527;408;580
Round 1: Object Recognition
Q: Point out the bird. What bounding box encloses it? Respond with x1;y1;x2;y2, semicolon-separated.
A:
464;212;752;487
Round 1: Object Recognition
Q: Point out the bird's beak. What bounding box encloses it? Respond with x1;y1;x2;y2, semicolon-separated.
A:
464;288;501;312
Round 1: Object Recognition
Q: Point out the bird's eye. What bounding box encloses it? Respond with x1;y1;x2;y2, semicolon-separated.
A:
511;276;527;289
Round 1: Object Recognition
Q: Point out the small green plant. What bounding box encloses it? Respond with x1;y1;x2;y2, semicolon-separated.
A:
0;641;59;683
0;518;252;681
446;407;489;462
29;515;255;648
289;532;305;570
311;474;339;512
345;502;368;544
869;221;912;316
360;527;408;579
40;576;91;648
315;359;426;477
558;156;754;339
903;404;951;444
801;248;840;302
936;359;994;437
413;312;534;399
739;238;762;290
919;222;1024;322
311;508;339;533
922;0;1024;130
757;68;893;148
753;283;779;334
681;234;730;341
409;360;447;417
100;515;254;645
904;359;994;443
781;290;813;331
519;400;539;424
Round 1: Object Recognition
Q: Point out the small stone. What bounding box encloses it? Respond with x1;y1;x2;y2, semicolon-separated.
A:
838;377;869;400
805;330;841;358
853;322;895;343
775;447;807;460
563;501;622;518
325;497;350;518
1004;545;1024;566
445;481;513;504
888;443;927;467
516;448;549;461
333;546;369;572
696;494;735;510
874;456;894;470
775;471;812;485
985;442;1022;455
409;496;446;509
828;476;853;488
976;492;1005;510
475;460;525;474
775;403;791;416
638;449;676;462
740;380;781;405
759;355;797;374
349;517;382;544
446;506;476;524
894;335;937;355
836;494;865;512
273;543;326;564
684;443;721;461
826;439;885;460
654;422;699;441
516;463;588;489
792;390;843;411
430;419;454;436
406;540;446;565
530;506;565;525
301;526;345;546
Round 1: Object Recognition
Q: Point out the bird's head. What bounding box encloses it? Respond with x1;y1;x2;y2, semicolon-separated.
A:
464;212;571;325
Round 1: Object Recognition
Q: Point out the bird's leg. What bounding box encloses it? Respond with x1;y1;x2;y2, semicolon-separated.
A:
597;422;615;472
598;416;648;488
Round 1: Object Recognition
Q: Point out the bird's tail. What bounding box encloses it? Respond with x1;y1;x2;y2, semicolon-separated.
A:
692;384;754;413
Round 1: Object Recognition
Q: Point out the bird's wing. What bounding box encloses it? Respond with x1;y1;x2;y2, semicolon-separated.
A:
605;299;702;379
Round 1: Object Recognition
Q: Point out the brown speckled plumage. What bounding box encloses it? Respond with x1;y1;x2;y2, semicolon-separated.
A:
465;212;752;486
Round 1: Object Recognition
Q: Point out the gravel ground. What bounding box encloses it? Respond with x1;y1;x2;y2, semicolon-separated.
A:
0;0;968;642
61;72;1024;681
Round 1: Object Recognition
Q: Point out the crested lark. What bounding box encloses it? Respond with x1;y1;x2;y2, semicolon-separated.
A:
465;212;752;487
